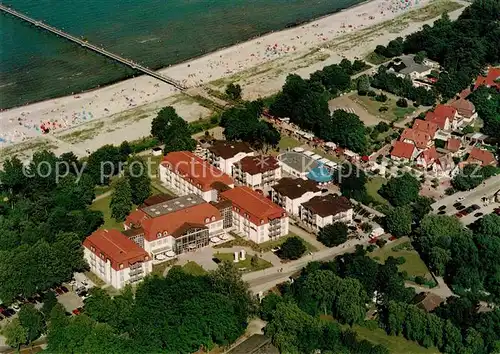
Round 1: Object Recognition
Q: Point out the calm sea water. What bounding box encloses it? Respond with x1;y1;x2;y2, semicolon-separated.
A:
0;0;362;109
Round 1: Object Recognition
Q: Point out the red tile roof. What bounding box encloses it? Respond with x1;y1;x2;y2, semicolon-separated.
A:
391;141;415;160
446;138;461;152
425;105;457;130
141;202;222;241
83;229;149;271
125;209;148;228
419;147;439;164
162;151;233;191
400;128;432;149
474;67;500;90
450;99;475;118
236;155;280;175
466;147;497;167
412;119;438;137
220;186;286;225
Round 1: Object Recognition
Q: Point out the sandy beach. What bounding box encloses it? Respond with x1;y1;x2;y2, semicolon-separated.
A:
0;0;465;157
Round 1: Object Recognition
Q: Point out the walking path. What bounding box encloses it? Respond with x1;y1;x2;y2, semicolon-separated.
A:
289;223;325;250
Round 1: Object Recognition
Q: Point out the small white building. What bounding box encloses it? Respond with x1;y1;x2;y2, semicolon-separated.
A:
220;186;289;244
278;151;318;179
159;151;234;202
299;194;353;232
271;177;322;216
207;140;254;175
83;229;152;289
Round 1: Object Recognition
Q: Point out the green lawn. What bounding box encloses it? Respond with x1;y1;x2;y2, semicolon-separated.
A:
353;325;440;354
95;185;113;197
182;261;207;276
259;232;318;253
214;252;273;272
365;51;390;65
214;232;318;253
84;271;106;287
350;94;415;122
90;193;125;230
278;136;302;151
369;237;431;279
365;176;389;206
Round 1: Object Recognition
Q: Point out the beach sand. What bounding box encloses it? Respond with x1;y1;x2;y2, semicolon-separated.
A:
0;0;466;158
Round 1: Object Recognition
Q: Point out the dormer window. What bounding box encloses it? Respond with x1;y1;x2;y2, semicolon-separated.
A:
157;232;162;238
163;231;168;237
211;216;216;221
119;263;124;269
205;217;210;223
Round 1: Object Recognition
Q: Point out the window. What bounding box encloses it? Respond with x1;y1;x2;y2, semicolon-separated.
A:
211;216;216;221
157;232;162;238
163;231;168;237
119;263;124;269
205;217;210;223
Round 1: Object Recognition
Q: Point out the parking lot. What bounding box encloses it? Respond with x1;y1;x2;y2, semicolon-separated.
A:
437;198;499;225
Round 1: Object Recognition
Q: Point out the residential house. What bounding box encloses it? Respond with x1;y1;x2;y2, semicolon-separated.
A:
435;154;456;177
233;155;281;190
416;146;439;169
465;147;498;167
299;194;353;232
413;292;444;313
159;151;234;202
83;229;152;289
445;138;462;156
412;119;439;139
220;186;289;244
386;54;436;80
450;99;478;127
474;67;500;91
400;128;434;151
207;140;254;175
390;141;416;162
425;105;459;131
271;177;322;216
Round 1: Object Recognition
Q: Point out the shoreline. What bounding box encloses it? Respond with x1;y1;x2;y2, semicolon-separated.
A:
1;0;462;151
0;0;370;111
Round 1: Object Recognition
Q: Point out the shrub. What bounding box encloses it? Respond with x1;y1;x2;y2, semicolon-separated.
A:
367;244;377;252
376;238;387;248
396;98;408;107
375;93;388;102
396;256;406;265
379;106;389;112
367;90;377;97
415;276;426;285
280;236;306;260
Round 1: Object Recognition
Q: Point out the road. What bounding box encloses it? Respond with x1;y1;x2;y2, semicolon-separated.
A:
243;238;369;293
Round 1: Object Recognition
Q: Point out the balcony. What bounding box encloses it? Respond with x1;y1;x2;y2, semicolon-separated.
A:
129;268;144;277
129;275;143;283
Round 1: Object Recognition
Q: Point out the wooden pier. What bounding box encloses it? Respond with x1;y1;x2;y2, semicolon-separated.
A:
0;4;186;90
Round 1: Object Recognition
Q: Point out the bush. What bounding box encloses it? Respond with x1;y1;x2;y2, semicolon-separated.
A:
367;90;377;97
396;98;408;107
396;256;406;265
367;244;377;252
360;222;373;233
375;122;390;133
375;93;388;102
279;236;306;260
414;276;426;285
379;106;389;112
376;238;387;248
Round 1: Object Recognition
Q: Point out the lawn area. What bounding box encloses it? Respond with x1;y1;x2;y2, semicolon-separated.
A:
84;271;106;287
365;51;390;65
182;261;207;276
350;93;415;122
152;259;178;277
95;185;112;197
353;324;440;354
259;232;318;253
89;193;125;230
278;136;302;151
214;252;273;272
365;176;389;206
214;232;318;253
369;237;431;279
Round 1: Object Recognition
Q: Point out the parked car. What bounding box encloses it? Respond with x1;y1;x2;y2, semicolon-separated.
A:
471;204;480;211
455;212;464;218
438;205;447;211
60;285;69;293
438;210;446;215
453;202;462;208
456;196;465;202
72;308;81;315
474;212;484;218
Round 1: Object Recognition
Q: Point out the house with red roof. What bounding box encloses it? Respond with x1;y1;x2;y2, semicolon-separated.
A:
220;186;289;243
474;67;500;91
445;138;463;156
416;146;439;169
412;119;439;139
159;151;234;202
83;229;152;289
425;105;458;131
391;141;416;162
400;128;434;151
465;147;498;167
450;99;477;126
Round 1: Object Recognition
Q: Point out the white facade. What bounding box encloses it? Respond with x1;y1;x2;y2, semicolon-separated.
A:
299;206;353;232
83;248;152;289
211;151;255;176
158;163;233;202
234;166;282;190
231;213;289;244
279;161;308;179
271;189;322;216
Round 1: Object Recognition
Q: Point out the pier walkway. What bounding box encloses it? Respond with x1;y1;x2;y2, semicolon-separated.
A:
0;4;186;90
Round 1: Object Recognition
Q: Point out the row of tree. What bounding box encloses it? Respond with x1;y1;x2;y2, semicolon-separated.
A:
269;60;370;154
451;163;498;191
414;213;500;301
468;86;500;140
43;263;256;353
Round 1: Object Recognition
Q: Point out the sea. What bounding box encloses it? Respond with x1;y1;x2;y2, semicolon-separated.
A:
0;0;363;110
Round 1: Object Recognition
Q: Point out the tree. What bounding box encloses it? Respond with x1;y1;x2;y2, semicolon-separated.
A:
18;304;45;344
225;83;242;100
41;290;58;317
250;254;259;268
380;173;421;207
110;178;132;221
125;156;151;205
119;140;132;159
260;292;283;321
356;74;371;95
411;196;433;224
385;206;412;237
317;222;348;247
414;51;426;64
326;110;367;154
151;106;196;153
280;236;306;260
86;144;123;185
3;318;27;350
339;164;369;203
396;98;408;107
